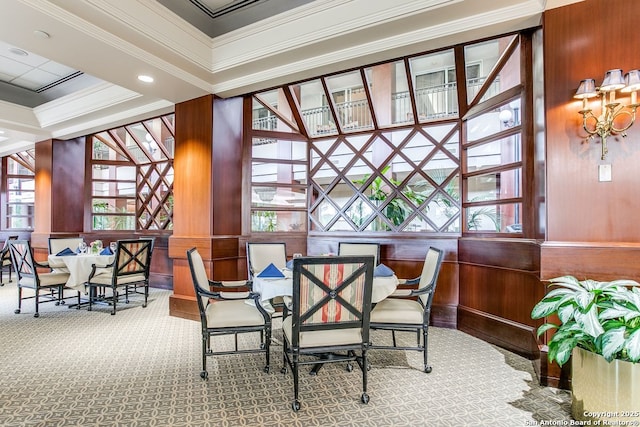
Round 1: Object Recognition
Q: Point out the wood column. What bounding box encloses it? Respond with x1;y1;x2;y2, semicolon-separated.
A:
31;138;86;259
169;95;244;320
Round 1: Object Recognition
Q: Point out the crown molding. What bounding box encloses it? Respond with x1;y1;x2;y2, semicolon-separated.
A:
33;82;141;128
211;0;543;95
48;99;173;140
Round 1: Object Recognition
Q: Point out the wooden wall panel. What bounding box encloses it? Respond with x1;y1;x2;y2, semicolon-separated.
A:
457;238;543;358
544;0;640;242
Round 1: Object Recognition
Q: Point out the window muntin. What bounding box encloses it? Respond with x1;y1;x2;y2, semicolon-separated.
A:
325;71;374;132
365;60;411;127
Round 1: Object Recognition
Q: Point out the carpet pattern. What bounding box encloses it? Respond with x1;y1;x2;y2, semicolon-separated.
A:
0;281;571;426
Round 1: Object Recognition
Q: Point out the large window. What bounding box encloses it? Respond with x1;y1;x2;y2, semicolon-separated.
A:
90;114;174;231
249;31;531;236
3;150;35;229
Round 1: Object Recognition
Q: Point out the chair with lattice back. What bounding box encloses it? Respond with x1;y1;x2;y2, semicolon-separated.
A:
8;240;72;317
86;239;152;315
0;235;18;284
281;255;374;411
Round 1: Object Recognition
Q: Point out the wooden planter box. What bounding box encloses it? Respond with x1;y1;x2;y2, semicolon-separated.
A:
572;347;640;423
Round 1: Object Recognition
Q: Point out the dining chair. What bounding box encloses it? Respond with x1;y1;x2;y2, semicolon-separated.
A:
0;235;18;284
369;246;444;373
187;247;272;379
8;239;73;317
85;239;152;315
281;255;374;411
246;242;288;315
338;242;380;266
45;237;84;271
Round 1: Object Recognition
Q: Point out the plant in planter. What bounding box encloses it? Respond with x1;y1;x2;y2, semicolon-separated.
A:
531;275;640;422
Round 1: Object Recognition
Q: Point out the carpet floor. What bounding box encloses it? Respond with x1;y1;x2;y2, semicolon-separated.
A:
0;280;572;426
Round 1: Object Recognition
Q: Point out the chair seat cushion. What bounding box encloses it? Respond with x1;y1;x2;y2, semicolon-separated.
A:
89;272;146;286
19;272;70;288
205;299;266;328
370;298;424;324
282;316;363;348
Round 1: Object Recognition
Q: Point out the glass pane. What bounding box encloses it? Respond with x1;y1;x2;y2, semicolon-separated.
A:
466;99;521;143
251;210;306;232
465;35;517;103
252;162;306;185
409;49;457;121
7;190;34;203
466;202;521;232
7;156;34;175
92;181;136;197
466;168;521;202
92;164;136;181
7;177;35;191
92;132;128;161
290;79;337;137
252;138;307;161
251;186;306;208
143;116;175;158
92;215;136;231
467;134;521;173
325;71;373;132
365;60;411;127
252;89;298;132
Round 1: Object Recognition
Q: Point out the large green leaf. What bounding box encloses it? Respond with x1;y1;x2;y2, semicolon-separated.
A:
575;306;604;338
536;323;559;337
601;326;626;361
531;298;563;319
625;329;640;362
558;303;576;324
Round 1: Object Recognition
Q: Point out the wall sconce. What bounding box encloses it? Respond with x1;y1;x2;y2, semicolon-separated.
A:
574;69;640;159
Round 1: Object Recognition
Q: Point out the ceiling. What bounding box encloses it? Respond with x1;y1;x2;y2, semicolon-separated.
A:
0;0;581;156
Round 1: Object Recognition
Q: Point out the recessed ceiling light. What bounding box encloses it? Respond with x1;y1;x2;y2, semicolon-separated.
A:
138;75;154;83
33;30;50;39
8;47;28;56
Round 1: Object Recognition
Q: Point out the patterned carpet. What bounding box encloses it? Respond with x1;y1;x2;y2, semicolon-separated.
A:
0;280;572;426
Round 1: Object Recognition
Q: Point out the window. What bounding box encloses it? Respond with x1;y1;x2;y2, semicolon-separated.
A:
89;114;174;231
462;35;524;233
4;150;35;229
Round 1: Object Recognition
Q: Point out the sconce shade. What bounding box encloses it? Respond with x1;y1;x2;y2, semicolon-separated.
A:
622;70;640;92
574;79;597;98
498;109;513;123
600;69;625;91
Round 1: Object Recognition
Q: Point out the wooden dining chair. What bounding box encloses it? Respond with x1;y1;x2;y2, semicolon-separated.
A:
369;246;444;373
281;255;374;411
86;239;152;315
8;240;72;317
187;247;272;379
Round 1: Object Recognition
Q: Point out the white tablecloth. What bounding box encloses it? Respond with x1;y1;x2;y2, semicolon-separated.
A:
47;254;115;292
253;270;398;304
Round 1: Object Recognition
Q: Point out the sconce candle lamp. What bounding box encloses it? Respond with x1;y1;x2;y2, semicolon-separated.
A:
574;69;640;159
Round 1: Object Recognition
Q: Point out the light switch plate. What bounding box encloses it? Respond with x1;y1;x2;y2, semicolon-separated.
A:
599;164;612;182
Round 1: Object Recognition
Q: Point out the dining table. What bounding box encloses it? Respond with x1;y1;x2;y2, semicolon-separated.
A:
47;253;115;293
252;268;399;306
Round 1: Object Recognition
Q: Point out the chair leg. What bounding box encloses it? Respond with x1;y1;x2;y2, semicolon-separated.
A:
263;324;271;373
292;355;300;411
361;350;370;404
34;287;40;318
423;327;432;373
14;285;22;314
111;285;117;315
142;282;148;308
200;333;208;379
392;330;397;347
77;291;81;310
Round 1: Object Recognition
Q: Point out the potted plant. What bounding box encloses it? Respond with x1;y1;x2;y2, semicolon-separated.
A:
531;275;640;423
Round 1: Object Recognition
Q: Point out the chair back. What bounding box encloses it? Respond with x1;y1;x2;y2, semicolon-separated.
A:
8;240;39;282
338;242;380;266
417;247;444;306
48;237;83;255
113;239;153;279
246;242;286;278
186;248;210;322
291;255;374;348
1;235;18;263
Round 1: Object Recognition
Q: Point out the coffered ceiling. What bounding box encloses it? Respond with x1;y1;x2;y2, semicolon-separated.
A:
0;0;581;156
